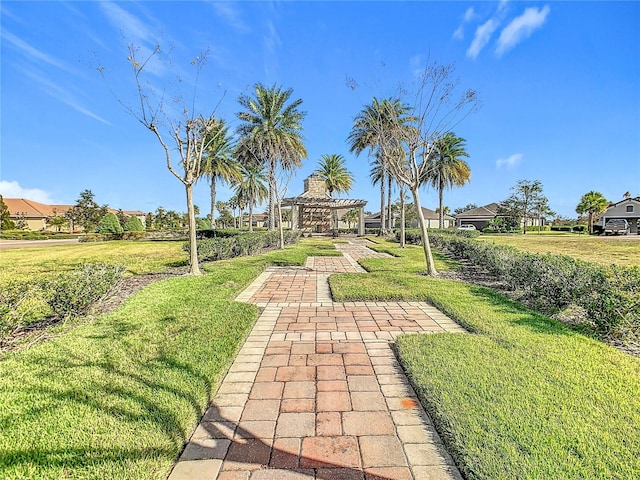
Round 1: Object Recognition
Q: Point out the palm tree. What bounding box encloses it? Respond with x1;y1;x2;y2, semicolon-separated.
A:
425;132;471;229
348;97;411;235
236;84;307;230
315;154;354;233
315;154;354;197
234;164;268;232
342;208;359;230
200;118;241;228
368;153;398;232
576;191;609;234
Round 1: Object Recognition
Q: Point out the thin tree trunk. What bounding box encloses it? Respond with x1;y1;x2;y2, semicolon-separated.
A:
249;201;254;232
400;187;406;248
387;174;393;230
210;175;217;229
411;187;437;276
268;158;276;231
186;184;202;275
379;162;387;236
438;184;444;229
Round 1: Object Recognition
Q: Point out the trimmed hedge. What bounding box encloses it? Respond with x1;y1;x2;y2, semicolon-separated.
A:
426;232;640;339
80;232;147;242
0;231;77;240
187;230;301;261
396;228;480;245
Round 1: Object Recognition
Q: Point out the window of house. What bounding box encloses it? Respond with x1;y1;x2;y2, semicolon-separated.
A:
627;205;634;213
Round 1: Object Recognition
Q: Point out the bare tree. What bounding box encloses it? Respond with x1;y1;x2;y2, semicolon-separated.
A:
101;45;225;275
369;63;480;275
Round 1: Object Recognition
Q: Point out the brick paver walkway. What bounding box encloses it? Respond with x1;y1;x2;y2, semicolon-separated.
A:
169;239;465;480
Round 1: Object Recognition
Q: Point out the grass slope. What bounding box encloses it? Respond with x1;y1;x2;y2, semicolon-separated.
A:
0;239;337;480
330;240;640;480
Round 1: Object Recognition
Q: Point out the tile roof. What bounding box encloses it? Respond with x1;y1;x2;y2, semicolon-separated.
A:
4;198;145;218
455;203;501;218
3;198;72;218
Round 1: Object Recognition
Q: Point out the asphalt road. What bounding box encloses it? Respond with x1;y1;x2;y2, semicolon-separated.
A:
0;238;81;249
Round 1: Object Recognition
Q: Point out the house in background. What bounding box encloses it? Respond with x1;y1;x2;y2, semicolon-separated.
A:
455;202;544;231
3;198;73;231
454;203;501;230
3;198;146;232
600;197;640;234
365;207;456;229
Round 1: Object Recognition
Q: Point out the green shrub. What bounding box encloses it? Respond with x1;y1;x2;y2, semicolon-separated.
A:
197;228;242;239
428;232;640;339
123;215;144;232
122;231;146;240
96;212;124;234
0;230;76;240
0;280;47;339
188;231;300;262
80;233;110;242
41;263;125;318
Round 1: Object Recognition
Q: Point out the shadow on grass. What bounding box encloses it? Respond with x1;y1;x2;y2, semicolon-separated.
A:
461;283;576;338
0;333;215;475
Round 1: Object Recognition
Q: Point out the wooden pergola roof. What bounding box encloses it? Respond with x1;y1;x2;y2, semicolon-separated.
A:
282;197;367;209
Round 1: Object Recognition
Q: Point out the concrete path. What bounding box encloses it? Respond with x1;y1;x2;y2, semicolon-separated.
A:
168;239;466;480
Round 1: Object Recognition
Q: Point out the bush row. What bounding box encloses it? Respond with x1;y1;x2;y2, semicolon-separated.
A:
1;263;125;341
187;230;300;261
196;228;253;239
0;230;77;240
426;232;640;339
80;232;147;242
396;228;480;245
550;225;587;233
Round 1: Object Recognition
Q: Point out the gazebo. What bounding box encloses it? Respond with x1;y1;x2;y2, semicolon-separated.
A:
282;173;367;235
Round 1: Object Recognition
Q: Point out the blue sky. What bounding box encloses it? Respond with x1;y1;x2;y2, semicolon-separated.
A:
2;1;639;219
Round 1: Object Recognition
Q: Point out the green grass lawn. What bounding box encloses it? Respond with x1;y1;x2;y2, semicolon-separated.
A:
0;240;188;282
330;239;640;479
0;238;338;480
481;233;640;267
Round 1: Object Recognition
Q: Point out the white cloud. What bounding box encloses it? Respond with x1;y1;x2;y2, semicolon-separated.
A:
1;30;66;69
464;7;477;22
263;19;281;77
496;153;523;169
212;2;250;33
453;7;478;41
410;54;427;77
496;5;550;57
21;69;111;124
466;18;500;59
100;1;153;44
0;181;56;203
453;26;464;41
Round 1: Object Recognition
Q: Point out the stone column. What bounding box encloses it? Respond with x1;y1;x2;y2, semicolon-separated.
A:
358;207;365;236
291;204;298;230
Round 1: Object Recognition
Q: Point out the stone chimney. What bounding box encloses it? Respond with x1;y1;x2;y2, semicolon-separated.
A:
303;173;327;197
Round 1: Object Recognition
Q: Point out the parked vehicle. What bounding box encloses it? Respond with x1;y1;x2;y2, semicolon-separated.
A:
603;219;629;235
457;224;476;231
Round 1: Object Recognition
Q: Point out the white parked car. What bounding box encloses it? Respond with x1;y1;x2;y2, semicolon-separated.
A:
457;224;476;231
